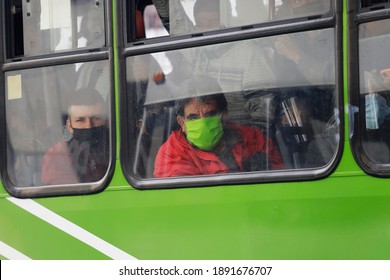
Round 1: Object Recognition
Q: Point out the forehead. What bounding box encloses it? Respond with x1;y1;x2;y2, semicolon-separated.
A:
184;98;217;113
69;104;104;117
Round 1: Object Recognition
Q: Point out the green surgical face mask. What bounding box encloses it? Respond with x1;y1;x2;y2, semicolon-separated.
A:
185;115;223;151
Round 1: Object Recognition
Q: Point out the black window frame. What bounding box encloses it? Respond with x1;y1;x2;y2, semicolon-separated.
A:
0;0;116;198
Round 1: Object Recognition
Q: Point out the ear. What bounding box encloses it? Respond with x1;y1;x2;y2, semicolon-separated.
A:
66;119;73;134
222;109;228;119
177;115;186;133
220;109;228;126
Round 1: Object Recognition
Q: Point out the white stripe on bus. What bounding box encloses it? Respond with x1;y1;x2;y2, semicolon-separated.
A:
0;240;31;260
7;197;137;260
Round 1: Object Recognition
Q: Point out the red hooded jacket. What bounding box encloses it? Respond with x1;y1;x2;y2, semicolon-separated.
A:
154;122;284;177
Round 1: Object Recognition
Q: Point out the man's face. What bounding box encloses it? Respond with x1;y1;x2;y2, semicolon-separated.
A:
67;104;106;133
177;98;220;133
195;11;220;31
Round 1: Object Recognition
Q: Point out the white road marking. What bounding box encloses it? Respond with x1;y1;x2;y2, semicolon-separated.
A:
0;240;31;260
7;197;137;260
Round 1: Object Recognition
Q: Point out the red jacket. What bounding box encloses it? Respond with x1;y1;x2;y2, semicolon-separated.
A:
41;140;107;185
154;122;284;177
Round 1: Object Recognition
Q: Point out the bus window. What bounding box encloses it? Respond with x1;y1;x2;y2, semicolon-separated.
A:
5;0;105;58
129;0;331;40
126;28;338;180
359;18;390;164
5;61;111;188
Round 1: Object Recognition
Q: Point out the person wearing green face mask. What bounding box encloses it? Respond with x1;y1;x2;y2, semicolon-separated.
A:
154;79;285;178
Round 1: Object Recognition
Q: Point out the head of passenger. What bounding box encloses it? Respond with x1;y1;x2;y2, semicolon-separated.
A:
66;88;108;147
193;0;220;31
176;78;228;151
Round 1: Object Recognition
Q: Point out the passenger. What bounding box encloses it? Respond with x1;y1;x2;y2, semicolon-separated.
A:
360;20;390;162
275;0;328;19
234;0;269;25
193;0;221;31
154;77;284;178
141;0;194;35
41;88;109;184
191;0;277;133
274;0;333;85
276;95;339;168
271;1;337;168
360;20;390;130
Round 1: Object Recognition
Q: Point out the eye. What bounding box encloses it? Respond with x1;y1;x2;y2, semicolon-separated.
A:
75;117;84;123
186;114;200;120
92;116;103;122
204;111;218;118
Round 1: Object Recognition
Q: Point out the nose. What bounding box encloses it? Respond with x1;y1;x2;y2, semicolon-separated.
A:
84;117;93;128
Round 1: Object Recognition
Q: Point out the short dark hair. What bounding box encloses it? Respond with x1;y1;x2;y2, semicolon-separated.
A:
175;76;228;117
67;88;105;116
176;94;228;117
68;88;104;108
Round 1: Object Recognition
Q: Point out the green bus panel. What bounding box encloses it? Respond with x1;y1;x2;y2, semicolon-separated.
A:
0;197;110;259
1;148;390;259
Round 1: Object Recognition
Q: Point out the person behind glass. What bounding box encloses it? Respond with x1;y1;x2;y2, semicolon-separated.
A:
193;0;220;31
276;0;327;18
154;77;284;178
274;0;332;85
190;0;277;133
41;88;109;184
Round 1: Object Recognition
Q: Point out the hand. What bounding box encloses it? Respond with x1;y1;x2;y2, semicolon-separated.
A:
380;68;390;90
274;36;301;64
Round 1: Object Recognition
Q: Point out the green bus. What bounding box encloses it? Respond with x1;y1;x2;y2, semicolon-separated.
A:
1;0;390;259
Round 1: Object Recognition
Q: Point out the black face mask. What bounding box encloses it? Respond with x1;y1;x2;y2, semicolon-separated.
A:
72;126;108;148
68;126;110;181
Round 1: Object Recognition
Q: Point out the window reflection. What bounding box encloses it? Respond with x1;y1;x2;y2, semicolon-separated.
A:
359;19;390;163
275;0;330;20
126;28;338;178
5;61;111;187
9;0;105;57
135;0;331;39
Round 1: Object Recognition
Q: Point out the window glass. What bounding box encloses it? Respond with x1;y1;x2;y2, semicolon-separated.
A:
5;61;111;187
274;0;330;20
135;0;331;39
6;0;105;57
126;28;338;179
359;19;390;164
